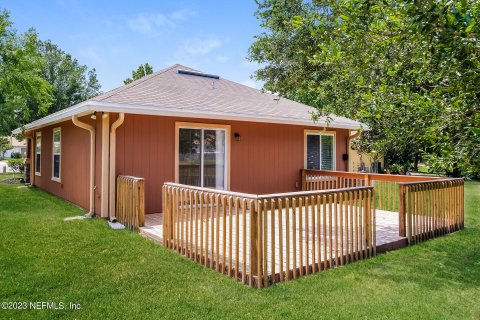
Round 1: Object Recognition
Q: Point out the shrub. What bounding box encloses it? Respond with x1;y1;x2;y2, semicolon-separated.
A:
11;152;22;159
6;158;25;178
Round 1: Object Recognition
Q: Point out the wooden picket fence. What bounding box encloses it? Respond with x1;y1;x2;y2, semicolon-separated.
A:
398;179;464;244
302;170;464;240
302;170;440;212
116;175;145;230
162;183;375;288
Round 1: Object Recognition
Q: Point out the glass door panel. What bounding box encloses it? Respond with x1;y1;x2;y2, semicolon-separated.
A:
179;128;201;186
203;129;225;189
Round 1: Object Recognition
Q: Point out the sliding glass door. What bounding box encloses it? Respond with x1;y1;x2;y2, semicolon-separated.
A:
178;126;227;189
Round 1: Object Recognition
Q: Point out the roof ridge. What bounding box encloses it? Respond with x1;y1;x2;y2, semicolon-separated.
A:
94;64;197;102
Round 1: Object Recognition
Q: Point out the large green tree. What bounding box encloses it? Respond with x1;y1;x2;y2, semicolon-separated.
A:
0;10;53;135
0;10;102;135
37;40;101;114
123;63;153;84
249;0;480;177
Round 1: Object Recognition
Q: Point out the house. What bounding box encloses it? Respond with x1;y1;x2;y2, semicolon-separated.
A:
348;139;384;174
13;64;366;220
1;136;27;158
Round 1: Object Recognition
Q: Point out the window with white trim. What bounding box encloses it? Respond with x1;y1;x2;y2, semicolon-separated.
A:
35;132;41;175
177;124;228;190
305;132;335;170
52;128;61;181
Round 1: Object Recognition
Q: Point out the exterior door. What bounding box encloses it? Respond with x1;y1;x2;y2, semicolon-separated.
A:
178;126;227;189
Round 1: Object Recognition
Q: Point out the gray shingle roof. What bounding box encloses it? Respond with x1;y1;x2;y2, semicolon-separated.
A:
91;64;365;130
13;64;367;134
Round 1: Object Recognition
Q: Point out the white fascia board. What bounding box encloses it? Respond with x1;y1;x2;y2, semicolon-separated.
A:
13;100;369;135
12;101;94;134
88;101;369;130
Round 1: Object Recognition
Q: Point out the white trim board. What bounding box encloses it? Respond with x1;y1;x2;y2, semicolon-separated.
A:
13;100;369;134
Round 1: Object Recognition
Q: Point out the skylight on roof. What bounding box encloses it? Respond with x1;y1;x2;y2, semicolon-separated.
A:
177;69;220;79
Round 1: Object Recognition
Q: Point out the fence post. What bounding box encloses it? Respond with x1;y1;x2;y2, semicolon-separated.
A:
250;199;263;287
301;169;307;191
365;174;371;187
398;184;406;237
162;186;168;247
364;189;371;252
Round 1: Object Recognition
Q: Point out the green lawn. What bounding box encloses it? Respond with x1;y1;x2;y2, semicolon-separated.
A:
1;174;479;319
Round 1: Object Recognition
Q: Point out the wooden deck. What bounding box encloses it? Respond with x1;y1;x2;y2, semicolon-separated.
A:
140;209;406;276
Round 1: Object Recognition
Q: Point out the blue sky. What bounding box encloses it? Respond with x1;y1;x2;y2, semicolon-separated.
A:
2;0;264;92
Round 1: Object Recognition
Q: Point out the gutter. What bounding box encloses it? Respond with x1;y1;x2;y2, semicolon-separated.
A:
108;113;125;222
72;115;96;216
13;100;369;134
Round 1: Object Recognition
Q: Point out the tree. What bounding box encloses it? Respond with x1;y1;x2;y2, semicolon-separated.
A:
6;157;24;180
249;0;480;177
124;63;154;84
0;10;101;135
0;10;53;136
36;40;101;115
0;137;12;159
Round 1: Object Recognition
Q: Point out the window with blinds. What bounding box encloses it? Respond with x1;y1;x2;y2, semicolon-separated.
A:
305;132;335;171
321;135;334;170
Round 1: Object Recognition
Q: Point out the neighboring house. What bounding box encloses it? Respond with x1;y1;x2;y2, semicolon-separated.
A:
348;137;384;174
13;64;367;219
1;136;27;158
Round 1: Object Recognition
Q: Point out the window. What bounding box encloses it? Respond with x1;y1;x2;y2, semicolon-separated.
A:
176;123;229;190
305;131;335;171
35;132;41;175
52;128;61;181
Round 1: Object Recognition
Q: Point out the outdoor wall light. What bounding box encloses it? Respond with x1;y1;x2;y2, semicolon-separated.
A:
234;133;241;141
90;112;96;120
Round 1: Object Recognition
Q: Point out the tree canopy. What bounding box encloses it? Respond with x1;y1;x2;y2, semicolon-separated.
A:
124;63;154;84
37;40;101;114
0;10;52;135
0;9;101;135
249;0;480;177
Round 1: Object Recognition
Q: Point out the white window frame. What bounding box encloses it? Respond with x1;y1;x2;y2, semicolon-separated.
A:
51;127;61;182
175;122;231;190
304;129;336;171
35;132;41;176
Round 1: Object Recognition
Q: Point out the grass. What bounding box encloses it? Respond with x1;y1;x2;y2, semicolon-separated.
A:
1;173;479;319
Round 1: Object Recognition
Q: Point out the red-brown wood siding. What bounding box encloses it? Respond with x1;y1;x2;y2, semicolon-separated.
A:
115;114;349;214
33;115;99;211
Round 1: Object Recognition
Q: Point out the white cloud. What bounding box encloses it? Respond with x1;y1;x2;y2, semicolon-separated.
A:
127;9;197;35
78;47;102;63
180;37;222;55
127;13;174;34
216;55;229;63
170;9;197;20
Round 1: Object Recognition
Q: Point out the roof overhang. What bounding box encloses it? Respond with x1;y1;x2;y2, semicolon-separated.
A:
13;100;369;134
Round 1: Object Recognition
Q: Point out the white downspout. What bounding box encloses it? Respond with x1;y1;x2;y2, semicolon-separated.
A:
100;112;110;218
72;115;96;216
109;113;124;222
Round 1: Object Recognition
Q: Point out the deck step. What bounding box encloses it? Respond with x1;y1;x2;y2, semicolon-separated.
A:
140;227;163;244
